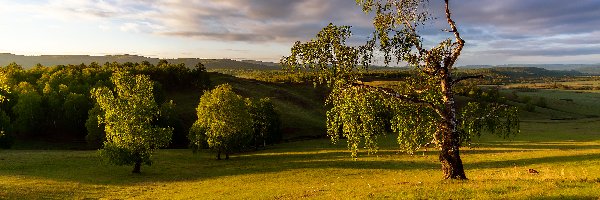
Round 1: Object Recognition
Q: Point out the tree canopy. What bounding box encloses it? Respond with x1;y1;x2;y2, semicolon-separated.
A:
189;84;253;160
282;0;519;179
92;71;173;173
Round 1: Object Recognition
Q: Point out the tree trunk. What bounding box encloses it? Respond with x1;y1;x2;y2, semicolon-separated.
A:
132;161;142;174
217;151;221;160
225;153;229;160
439;129;466;179
438;69;467;180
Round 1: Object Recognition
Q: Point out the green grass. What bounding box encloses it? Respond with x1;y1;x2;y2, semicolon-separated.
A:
502;88;600;120
3;78;600;199
2;119;600;199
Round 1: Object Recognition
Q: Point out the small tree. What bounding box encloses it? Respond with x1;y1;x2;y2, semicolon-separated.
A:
189;84;252;160
247;98;282;149
282;0;519;179
92;71;172;173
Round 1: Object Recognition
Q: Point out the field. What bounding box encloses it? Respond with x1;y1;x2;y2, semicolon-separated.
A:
2;78;600;199
2;119;600;199
0;120;600;199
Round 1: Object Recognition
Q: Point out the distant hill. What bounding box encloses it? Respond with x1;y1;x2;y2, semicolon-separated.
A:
460;64;600;74
488;67;584;78
576;66;600;75
0;53;281;70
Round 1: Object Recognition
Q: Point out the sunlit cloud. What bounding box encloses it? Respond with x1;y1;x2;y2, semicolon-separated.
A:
0;0;599;64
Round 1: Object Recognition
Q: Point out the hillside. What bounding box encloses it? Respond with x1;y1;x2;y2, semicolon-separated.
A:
165;72;327;145
0;53;280;70
460;64;600;72
488;67;583;78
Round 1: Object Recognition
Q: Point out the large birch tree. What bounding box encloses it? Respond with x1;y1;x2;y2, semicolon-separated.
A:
282;0;519;179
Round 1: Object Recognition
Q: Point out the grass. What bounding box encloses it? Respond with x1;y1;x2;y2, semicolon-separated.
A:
2;78;600;199
2;119;600;199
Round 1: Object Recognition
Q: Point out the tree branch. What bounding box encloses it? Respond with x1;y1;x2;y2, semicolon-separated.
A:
444;0;464;69
350;81;435;107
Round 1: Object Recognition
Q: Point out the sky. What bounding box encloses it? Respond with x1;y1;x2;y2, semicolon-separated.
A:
0;0;599;66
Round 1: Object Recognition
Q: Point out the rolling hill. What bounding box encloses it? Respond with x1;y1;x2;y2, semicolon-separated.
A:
0;53;281;70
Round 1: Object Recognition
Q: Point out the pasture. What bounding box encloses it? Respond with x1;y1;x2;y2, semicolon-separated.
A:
1;119;600;199
2;80;600;199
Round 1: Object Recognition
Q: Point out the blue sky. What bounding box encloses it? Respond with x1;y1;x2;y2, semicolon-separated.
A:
0;0;599;65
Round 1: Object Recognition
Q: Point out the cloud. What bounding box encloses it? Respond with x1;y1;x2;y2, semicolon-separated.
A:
3;0;600;64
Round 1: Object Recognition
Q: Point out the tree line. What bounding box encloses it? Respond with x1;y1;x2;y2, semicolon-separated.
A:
0;61;282;173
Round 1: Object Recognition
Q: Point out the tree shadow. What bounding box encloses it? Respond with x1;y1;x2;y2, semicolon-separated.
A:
0;149;438;186
468;153;600;169
2;139;600;187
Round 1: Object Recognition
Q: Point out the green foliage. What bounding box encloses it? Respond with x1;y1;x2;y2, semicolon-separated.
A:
281;24;366;88
0;110;13;149
85;104;105;149
459;102;520;145
284;0;520;179
327;86;389;157
13;92;43;135
63;93;91;134
247;98;282;148
189;84;252;159
92;72;172;172
0;61;210;145
157;100;186;147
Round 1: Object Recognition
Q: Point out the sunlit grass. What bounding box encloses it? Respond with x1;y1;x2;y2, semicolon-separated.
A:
1;119;600;199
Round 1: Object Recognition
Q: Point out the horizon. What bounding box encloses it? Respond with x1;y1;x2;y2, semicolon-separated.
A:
2;53;599;67
1;1;599;65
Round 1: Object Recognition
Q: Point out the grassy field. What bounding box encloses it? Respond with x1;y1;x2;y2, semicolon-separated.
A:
1;118;600;199
2;79;600;199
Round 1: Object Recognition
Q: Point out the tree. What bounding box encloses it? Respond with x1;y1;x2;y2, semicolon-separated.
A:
247;98;282;148
188;84;252;160
92;71;172;173
63;93;91;135
13;91;43;135
85;104;105;149
282;0;519;179
0;73;12;149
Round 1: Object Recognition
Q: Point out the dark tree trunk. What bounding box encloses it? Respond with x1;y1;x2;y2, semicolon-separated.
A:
217;151;221;160
439;130;467;179
438;69;467;180
132;161;142;174
225;153;229;160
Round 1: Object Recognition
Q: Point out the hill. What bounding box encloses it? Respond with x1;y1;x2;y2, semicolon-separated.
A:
0;53;280;70
488;67;584;78
460;64;600;71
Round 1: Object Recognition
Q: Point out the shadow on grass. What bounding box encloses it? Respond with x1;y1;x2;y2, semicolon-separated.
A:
0;149;437;186
468;153;600;169
2;139;600;186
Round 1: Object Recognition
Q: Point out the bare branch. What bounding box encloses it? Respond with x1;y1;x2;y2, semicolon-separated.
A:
444;0;464;69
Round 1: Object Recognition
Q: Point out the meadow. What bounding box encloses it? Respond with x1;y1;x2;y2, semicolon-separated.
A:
2;117;600;199
2;72;600;199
